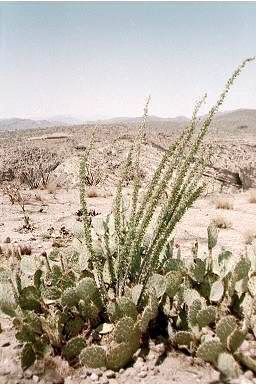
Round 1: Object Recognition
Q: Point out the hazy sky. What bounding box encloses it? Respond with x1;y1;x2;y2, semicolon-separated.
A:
0;2;256;119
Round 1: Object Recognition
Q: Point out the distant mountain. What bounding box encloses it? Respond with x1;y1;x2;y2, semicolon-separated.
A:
47;115;85;125
209;108;256;135
0;109;255;134
98;115;190;124
0;118;63;131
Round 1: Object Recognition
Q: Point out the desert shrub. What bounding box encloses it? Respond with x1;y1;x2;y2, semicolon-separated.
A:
248;189;256;203
0;58;255;378
212;215;232;229
1;181;31;229
0;146;60;189
215;196;234;210
82;156;104;186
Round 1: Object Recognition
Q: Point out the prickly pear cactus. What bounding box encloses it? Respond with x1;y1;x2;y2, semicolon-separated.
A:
140;293;158;333
207;223;218;251
188;299;202;328
165;271;183;298
61;287;79;308
196;306;216;328
197;338;224;363
116;297;138;321
216;316;237;347
80;345;106;368
113;317;140;351
217;352;241;379
76;277;102;308
227;328;245;353
173;331;194;348
63;336;86;361
189;258;206;283
106;342;133;371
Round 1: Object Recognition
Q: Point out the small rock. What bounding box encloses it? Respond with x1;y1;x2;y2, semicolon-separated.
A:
24;370;33;379
1;342;10;347
105;370;116;379
151;343;165;356
244;371;254;380
187;357;194;365
33;375;39;383
134;359;145;371
101;378;109;384
138;371;147;378
123;367;134;377
90;373;99;382
153;367;160;376
119;368;124;374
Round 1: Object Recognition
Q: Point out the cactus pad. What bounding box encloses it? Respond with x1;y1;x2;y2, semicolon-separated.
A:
165;271;183;298
173;331;194;347
197;338;224;363
190;258;206;283
77;277;102;308
196;306;216;328
61;287;79;308
113;317;140;352
248;275;256;296
217;352;240;379
63;336;86;361
188;299;202;327
0;283;17;317
19;286;41;311
227;328;245;353
117;297;138;320
148;274;167;298
21;343;36;370
216;316;237;347
207;223;218;250
106;342;133;370
80;345;106;368
233;258;251;282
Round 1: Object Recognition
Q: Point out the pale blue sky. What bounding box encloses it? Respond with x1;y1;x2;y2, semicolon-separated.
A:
0;2;256;119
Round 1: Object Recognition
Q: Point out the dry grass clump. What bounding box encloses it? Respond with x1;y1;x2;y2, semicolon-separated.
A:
215;196;234;210
212;215;232;229
248;189;256;203
244;229;256;245
86;187;100;198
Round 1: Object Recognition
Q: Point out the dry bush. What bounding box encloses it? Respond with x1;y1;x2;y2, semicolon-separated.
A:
248;189;256;203
212;215;232;229
1;181;32;229
215;196;234;210
86;186;100;198
0;145;60;189
244;229;256;244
